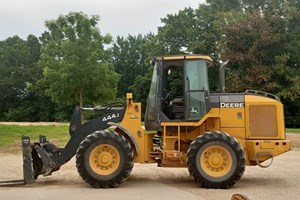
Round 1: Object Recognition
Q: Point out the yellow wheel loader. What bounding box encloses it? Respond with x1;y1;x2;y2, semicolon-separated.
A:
1;55;291;189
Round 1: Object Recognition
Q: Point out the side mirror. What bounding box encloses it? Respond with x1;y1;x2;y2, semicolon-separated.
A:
150;58;156;66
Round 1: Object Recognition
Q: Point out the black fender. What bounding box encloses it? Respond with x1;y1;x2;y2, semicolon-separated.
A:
56;109;126;166
108;122;140;155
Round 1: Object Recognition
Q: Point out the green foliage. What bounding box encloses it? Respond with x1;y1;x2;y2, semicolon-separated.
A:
132;0;300;120
0;36;32;118
130;72;152;112
216;0;300;116
112;34;151;98
39;12;118;107
157;5;223;90
4;95;54;121
0;35;58;121
222;13;281;92
158;7;197;54
111;33;159;112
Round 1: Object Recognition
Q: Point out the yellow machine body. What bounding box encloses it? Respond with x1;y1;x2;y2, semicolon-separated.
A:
118;93;290;167
16;55;290;189
113;55;291;188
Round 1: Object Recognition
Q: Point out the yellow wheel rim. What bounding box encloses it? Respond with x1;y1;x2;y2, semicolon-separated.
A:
89;144;120;176
200;145;232;178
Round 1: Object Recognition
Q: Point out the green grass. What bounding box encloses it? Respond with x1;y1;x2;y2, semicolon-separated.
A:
0;124;70;151
286;128;300;134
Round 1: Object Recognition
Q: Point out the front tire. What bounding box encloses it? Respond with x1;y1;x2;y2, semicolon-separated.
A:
187;131;245;189
76;130;134;188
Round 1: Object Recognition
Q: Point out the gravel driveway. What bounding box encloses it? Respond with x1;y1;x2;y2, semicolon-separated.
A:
0;150;299;200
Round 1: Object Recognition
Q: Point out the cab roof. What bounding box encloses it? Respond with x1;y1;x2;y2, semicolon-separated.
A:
156;54;213;62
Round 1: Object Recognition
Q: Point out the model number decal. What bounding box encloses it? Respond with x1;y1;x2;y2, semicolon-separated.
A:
102;113;119;121
220;102;244;108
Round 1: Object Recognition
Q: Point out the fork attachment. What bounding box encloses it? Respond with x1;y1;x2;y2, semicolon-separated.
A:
0;136;35;186
22;136;35;184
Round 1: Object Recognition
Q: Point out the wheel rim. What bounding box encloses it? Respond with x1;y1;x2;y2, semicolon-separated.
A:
89;144;120;176
200;145;232;178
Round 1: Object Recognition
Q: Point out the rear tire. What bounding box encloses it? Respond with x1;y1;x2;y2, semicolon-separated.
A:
76;130;134;188
187;131;245;189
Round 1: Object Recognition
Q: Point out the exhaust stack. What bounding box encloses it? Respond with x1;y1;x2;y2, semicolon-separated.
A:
219;60;229;93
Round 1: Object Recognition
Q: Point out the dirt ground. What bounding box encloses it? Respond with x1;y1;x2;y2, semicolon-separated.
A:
0;122;299;199
0;139;299;200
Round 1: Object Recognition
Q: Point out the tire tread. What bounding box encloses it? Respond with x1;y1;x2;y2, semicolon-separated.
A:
76;130;134;188
187;131;245;189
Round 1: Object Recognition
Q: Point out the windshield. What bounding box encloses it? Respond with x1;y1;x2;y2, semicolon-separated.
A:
145;63;158;121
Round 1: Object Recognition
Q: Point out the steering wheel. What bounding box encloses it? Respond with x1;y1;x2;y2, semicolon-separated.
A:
162;89;172;104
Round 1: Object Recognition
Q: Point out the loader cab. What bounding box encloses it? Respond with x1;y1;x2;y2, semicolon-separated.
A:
145;55;213;131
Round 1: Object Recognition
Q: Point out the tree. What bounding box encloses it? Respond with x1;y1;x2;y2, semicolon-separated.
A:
156;5;225;91
221;13;282;92
130;70;152;111
0;35;53;121
214;0;300;120
0;36;30;118
112;34;154;98
157;7;197;55
39;12;118;107
152;0;300;122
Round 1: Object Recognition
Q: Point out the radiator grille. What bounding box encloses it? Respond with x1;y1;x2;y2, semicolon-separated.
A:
249;105;278;137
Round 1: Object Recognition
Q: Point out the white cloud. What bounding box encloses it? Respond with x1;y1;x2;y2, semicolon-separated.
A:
0;0;204;40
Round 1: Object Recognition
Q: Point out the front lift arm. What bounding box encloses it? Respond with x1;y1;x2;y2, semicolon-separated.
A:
20;106;126;184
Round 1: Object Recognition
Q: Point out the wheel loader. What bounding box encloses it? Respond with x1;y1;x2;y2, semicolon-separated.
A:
1;54;291;189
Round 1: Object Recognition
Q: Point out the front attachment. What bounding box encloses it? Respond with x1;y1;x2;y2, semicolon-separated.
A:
22;136;35;184
0;136;35;186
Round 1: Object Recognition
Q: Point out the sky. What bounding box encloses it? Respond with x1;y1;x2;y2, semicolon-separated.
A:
0;0;205;40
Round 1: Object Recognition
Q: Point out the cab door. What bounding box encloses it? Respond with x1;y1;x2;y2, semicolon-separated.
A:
184;60;211;121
